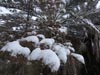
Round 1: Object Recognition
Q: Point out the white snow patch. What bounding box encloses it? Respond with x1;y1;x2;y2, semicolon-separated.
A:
0;19;6;25
53;44;70;63
12;27;20;31
11;0;20;4
77;5;81;10
68;46;75;52
31;16;37;20
8;8;22;13
59;27;67;34
96;1;100;9
40;38;55;48
37;34;45;39
21;36;39;45
0;6;13;15
28;48;42;60
55;47;67;64
41;49;60;72
34;7;42;13
1;41;30;57
84;2;88;6
62;14;70;18
71;53;85;64
28;49;60;72
64;42;72;46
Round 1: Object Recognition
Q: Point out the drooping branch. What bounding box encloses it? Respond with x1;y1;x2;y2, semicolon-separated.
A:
70;12;100;60
70;12;100;34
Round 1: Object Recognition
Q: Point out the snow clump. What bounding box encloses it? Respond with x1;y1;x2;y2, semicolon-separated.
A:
40;38;55;49
1;41;30;57
28;48;60;72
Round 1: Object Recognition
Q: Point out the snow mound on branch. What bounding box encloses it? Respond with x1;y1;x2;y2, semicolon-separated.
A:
0;6;13;15
53;44;70;63
37;34;45;39
34;7;42;13
8;8;22;13
28;48;42;60
28;48;60;72
40;38;55;48
71;53;85;64
62;14;70;18
41;49;60;72
67;46;75;52
0;19;6;25
55;48;67;64
59;27;67;34
64;42;75;52
96;1;100;9
31;16;38;20
64;42;72;46
21;36;39;45
1;41;30;57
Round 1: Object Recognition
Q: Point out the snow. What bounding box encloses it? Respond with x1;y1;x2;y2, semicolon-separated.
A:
28;48;60;72
64;47;71;55
31;16;37;20
61;0;70;4
8;8;22;13
55;47;67;64
12;27;21;31
28;48;42;60
12;27;17;31
64;42;72;46
96;1;100;9
40;38;55;48
1;41;30;57
31;31;37;35
34;7;42;13
0;19;6;25
53;44;70;63
83;19;100;33
59;27;67;34
68;46;75;52
62;14;70;18
37;34;45;39
84;2;88;6
53;44;62;51
21;36;39;45
71;53;85;64
77;5;81;10
0;6;13;15
41;49;60;72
